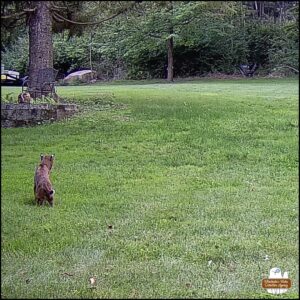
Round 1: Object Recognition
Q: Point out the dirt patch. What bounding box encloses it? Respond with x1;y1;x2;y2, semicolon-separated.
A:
204;72;244;79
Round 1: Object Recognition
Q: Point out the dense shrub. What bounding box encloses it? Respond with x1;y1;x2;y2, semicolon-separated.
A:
1;34;29;76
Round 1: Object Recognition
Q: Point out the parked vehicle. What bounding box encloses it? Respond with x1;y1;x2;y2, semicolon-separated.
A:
1;64;26;86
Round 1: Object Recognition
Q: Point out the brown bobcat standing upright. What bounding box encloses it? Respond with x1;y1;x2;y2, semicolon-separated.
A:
34;154;55;206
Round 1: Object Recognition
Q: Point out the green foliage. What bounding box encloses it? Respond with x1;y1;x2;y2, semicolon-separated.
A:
1;33;29;75
268;33;299;73
1;92;15;103
1;1;298;79
0;1;28;49
53;32;90;74
33;96;58;105
1;31;90;77
267;7;299;73
244;22;281;68
88;0;298;78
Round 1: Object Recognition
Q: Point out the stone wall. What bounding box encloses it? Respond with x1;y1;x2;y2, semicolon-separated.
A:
1;103;78;128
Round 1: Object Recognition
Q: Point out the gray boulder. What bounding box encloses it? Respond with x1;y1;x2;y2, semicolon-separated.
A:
63;70;97;84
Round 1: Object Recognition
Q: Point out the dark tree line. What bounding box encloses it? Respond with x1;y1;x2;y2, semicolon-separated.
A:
1;1;298;97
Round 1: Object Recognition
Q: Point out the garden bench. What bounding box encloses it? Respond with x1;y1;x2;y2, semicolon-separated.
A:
22;68;59;99
238;63;258;77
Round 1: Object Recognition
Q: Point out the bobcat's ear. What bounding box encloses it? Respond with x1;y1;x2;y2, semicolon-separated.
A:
40;154;44;161
51;154;55;160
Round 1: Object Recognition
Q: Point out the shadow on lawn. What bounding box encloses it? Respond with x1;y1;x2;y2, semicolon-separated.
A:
23;197;54;207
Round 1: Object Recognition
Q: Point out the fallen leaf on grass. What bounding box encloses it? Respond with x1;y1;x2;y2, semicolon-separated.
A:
89;276;96;285
88;276;97;289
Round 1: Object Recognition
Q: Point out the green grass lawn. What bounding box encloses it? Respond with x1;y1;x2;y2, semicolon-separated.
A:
1;78;299;299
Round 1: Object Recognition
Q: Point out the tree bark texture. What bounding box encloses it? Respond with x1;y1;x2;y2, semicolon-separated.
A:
166;1;174;82
167;36;174;82
28;1;53;98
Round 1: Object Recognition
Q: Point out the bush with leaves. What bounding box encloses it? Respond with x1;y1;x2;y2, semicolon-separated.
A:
268;6;299;74
1;1;298;80
53;32;90;75
1;33;29;76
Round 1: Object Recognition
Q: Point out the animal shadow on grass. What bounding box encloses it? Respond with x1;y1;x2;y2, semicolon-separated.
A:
23;197;55;207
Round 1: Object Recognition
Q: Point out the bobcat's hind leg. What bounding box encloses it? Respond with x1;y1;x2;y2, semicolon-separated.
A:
48;198;54;207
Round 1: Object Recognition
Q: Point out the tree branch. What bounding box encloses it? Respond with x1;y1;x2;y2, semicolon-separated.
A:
1;7;36;19
1;11;26;19
52;3;136;26
50;2;67;10
149;33;162;39
52;12;65;23
23;8;37;13
276;65;299;73
51;6;66;12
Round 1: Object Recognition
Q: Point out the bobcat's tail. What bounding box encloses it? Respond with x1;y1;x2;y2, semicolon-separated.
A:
49;189;55;198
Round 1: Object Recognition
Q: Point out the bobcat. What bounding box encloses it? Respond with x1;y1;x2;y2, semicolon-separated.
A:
18;92;32;104
34;154;55;206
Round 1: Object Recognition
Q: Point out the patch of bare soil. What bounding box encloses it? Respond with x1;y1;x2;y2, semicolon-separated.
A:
204;72;244;79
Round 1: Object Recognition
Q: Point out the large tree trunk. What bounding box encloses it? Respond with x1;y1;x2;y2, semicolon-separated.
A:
166;1;174;82
167;36;174;82
28;1;54;99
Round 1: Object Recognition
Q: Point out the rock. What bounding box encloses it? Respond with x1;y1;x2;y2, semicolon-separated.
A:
1;103;78;128
63;70;97;84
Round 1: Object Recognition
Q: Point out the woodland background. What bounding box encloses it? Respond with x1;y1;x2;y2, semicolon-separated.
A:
1;1;299;81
